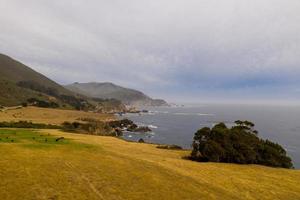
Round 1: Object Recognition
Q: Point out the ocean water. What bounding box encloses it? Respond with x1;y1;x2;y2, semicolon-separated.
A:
120;104;300;169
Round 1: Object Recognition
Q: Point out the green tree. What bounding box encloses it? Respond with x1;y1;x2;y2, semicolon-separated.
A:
191;121;293;169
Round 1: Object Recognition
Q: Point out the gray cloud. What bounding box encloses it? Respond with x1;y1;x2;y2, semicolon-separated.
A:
0;0;300;102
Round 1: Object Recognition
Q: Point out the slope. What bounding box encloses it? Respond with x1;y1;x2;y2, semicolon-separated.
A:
0;128;299;200
0;54;75;107
0;54;127;112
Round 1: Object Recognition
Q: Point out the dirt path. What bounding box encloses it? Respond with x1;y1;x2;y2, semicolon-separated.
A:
64;161;105;200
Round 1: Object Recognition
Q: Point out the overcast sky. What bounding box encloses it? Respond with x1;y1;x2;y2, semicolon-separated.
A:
1;0;300;103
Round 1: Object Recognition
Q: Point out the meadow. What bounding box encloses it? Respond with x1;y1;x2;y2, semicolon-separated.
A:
0;128;299;200
0;106;115;125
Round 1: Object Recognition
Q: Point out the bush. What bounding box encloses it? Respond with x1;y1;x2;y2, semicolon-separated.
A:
191;121;293;168
157;145;183;150
138;138;145;143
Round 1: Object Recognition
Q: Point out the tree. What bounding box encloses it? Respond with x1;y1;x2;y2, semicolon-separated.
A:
191;121;293;169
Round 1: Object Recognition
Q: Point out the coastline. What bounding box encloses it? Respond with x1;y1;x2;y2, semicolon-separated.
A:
118;105;300;169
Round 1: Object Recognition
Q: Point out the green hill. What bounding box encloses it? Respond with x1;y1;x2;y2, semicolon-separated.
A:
0;54;125;112
65;82;168;106
0;54;72;95
0;54;76;106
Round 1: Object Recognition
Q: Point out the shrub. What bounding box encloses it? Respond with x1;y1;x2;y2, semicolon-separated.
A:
138;138;145;143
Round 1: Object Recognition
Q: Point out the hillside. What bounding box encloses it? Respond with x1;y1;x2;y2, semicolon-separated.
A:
0;54;71;95
0;54;82;107
65;82;168;106
0;128;299;200
0;54;125;112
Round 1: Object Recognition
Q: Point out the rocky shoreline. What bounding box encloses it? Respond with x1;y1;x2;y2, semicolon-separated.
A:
108;119;152;135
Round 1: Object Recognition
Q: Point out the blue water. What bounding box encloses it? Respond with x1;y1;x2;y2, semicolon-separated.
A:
121;104;300;169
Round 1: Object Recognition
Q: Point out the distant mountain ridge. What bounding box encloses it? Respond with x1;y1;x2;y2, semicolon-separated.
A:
65;82;168;107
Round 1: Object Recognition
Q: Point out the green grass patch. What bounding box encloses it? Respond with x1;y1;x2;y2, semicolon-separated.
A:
0;129;98;151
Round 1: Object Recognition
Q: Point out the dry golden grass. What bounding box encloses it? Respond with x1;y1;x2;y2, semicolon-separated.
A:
0;106;115;125
0;129;299;200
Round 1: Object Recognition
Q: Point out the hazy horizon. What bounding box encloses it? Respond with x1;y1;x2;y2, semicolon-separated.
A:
1;0;300;103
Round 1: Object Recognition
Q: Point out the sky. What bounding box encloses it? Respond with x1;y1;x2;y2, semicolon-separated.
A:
0;0;300;103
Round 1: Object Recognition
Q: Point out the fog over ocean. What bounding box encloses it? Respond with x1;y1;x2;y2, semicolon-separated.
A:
121;104;300;169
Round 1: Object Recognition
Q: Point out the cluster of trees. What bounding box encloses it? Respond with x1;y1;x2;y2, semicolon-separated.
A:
18;81;92;110
191;121;293;169
59;95;91;110
27;98;59;108
0;121;60;129
17;81;58;96
62;121;117;136
17;81;127;112
62;118;151;136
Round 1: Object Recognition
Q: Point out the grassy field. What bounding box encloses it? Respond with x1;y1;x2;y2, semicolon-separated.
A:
0;129;299;200
0;106;115;125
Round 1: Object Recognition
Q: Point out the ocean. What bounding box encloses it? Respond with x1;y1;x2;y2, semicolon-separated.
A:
120;104;300;169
